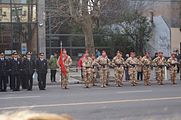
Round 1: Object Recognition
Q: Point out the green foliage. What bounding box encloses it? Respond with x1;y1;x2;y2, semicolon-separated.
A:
116;12;152;55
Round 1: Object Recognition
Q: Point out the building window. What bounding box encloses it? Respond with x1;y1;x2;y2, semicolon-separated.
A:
0;0;10;3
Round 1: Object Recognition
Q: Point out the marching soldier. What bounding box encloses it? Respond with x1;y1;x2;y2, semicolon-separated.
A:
57;49;72;89
23;52;35;90
82;52;93;88
126;52;138;86
10;52;22;91
153;51;166;85
0;52;8;92
141;52;152;86
167;52;179;85
96;50;111;88
112;51;125;87
36;52;47;90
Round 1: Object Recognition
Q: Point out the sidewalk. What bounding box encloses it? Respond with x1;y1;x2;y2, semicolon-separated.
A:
33;68;181;86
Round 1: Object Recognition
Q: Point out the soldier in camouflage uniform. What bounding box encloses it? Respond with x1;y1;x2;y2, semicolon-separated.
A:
57;49;72;89
141;52;152;86
112;51;125;87
126;52;138;86
96;50;110;88
153;51;166;85
167;52;178;85
82;53;93;88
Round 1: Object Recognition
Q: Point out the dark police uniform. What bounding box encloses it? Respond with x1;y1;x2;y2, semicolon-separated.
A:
23;54;35;91
0;53;8;92
10;55;22;91
36;54;47;90
20;57;26;89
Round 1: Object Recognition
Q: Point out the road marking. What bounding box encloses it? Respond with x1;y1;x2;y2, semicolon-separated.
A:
0;96;40;100
0;96;181;110
117;90;153;94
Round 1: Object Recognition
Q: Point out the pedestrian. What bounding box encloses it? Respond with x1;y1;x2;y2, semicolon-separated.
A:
153;51;166;85
137;56;143;81
81;52;93;88
49;52;58;82
23;52;35;91
96;50;111;88
57;49;72;89
96;49;101;58
142;52;152;86
126;52;138;86
36;52;47;90
167;52;179;85
0;52;8;92
10;52;22;91
112;50;125;87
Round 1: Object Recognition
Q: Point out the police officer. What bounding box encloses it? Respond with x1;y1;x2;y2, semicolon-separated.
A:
20;55;27;89
36;52;47;90
0;52;8;92
23;52;35;90
10;52;22;91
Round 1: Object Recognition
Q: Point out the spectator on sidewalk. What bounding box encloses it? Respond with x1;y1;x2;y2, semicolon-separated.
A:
49;52;58;82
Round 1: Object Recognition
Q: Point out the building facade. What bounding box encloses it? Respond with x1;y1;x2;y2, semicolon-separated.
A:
0;0;38;55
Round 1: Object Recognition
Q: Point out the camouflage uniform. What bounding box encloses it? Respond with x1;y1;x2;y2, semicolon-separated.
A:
82;57;93;88
153;56;166;85
58;55;72;89
92;59;98;86
126;57;138;86
96;56;110;88
142;56;152;86
167;57;178;84
112;56;125;87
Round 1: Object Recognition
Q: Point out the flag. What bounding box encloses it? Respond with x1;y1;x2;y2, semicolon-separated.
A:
59;49;67;77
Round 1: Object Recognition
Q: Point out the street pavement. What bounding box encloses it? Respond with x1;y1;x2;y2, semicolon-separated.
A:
0;70;181;120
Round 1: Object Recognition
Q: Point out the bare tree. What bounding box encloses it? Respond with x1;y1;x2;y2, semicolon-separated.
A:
46;0;152;54
46;0;130;54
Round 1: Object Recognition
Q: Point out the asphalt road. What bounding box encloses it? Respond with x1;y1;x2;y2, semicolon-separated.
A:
0;80;181;120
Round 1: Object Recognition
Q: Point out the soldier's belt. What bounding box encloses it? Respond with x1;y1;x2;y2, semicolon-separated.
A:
143;65;152;67
100;64;107;68
115;64;124;68
85;66;92;69
129;64;138;67
157;65;166;68
170;64;177;67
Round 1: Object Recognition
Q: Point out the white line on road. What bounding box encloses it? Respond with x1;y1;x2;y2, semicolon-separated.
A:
117;90;153;94
1;96;181;110
0;96;40;100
